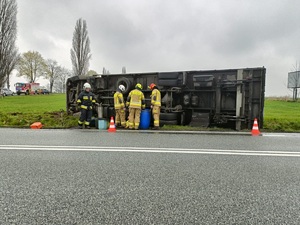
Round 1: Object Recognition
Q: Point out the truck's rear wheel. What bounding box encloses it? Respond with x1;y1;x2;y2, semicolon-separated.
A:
160;112;179;127
160;112;178;121
116;77;132;95
160;119;178;126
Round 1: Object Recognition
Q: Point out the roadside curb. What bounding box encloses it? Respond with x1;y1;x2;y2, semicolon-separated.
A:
3;127;300;136
94;129;252;136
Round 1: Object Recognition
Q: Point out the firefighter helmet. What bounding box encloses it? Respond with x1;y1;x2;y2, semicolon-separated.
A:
149;83;156;90
119;84;125;92
83;83;91;90
135;83;142;90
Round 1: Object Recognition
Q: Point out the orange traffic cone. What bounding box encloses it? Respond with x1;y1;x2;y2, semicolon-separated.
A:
108;116;116;132
251;118;261;136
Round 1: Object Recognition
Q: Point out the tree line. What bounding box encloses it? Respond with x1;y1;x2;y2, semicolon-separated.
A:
17;51;72;93
0;0;86;93
0;0;125;94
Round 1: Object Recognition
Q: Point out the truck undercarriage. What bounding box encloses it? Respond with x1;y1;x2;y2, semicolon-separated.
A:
66;67;266;130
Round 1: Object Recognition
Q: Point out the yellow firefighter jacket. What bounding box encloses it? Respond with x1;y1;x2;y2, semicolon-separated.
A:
151;88;161;107
114;91;125;109
126;89;145;109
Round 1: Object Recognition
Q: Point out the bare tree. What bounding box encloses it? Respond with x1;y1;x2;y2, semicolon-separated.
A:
45;59;60;93
122;66;126;74
17;51;47;83
70;18;91;77
5;48;19;89
102;67;106;74
102;67;110;75
0;0;19;89
53;67;72;93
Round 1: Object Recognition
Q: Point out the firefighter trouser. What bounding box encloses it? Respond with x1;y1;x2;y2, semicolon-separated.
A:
115;109;126;127
78;108;92;126
152;105;160;127
128;108;141;129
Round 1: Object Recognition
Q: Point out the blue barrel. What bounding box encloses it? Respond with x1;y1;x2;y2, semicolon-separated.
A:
98;118;108;130
139;109;151;129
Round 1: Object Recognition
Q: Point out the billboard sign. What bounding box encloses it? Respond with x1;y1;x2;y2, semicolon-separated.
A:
288;71;300;88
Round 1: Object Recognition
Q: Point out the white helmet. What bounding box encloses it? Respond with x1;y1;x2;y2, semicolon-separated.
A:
119;84;125;92
83;83;91;90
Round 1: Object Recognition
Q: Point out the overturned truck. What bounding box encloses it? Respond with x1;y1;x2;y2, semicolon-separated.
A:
66;67;266;130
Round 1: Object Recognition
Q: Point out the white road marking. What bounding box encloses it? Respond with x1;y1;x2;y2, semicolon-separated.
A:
262;134;286;137
0;145;300;157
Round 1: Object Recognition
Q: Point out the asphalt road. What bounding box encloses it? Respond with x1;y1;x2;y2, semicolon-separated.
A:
0;128;300;224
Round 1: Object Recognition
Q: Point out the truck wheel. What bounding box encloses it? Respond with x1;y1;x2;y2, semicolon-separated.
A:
160;112;178;121
116;77;132;94
160;119;178;126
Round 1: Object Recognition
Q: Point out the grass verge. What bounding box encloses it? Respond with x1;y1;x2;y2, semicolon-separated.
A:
263;98;300;132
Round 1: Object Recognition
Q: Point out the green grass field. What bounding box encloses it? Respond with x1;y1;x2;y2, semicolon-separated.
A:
0;94;77;128
263;99;300;132
0;94;299;131
1;94;66;113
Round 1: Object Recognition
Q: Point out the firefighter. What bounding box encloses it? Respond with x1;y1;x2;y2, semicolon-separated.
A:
76;82;96;129
114;84;126;128
149;83;161;129
126;83;145;129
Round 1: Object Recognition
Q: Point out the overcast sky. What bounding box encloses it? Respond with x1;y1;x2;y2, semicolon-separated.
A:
13;0;300;96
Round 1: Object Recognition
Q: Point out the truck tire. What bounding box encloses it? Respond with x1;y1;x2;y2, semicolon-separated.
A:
160;112;178;121
160;119;178;126
116;77;132;94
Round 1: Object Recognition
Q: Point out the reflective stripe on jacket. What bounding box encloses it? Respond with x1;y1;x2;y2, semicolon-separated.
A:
151;88;161;106
114;91;125;109
126;89;145;109
77;91;96;110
